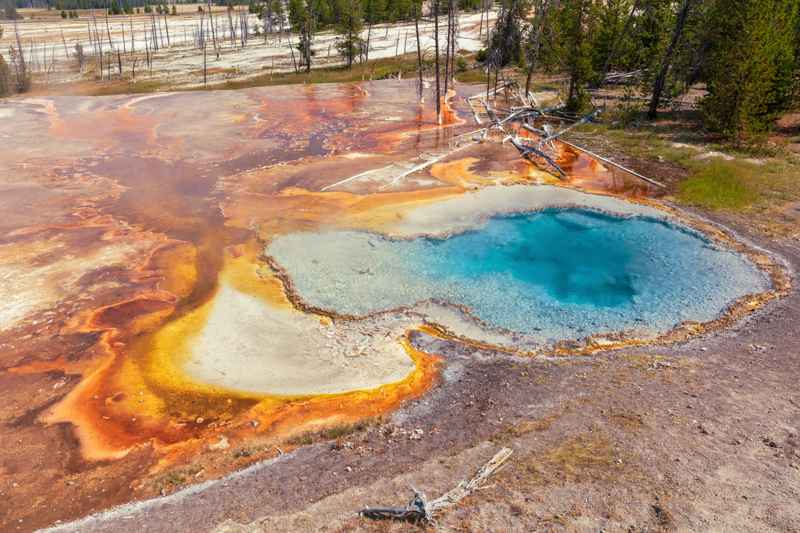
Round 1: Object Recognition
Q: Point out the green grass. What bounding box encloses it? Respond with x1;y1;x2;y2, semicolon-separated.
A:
456;67;488;84
677;161;758;210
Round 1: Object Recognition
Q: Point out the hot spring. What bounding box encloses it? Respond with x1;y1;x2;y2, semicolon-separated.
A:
267;199;769;349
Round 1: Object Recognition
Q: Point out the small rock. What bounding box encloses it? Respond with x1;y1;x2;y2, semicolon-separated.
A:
762;437;779;448
195;417;205;424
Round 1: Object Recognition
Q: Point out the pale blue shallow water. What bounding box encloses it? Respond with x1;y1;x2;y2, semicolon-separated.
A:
268;209;769;344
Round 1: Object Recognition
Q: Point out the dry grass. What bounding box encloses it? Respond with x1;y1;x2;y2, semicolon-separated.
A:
286;417;379;447
522;433;625;485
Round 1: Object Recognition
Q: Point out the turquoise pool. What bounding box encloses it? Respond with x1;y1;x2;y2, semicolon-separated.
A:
268;208;768;345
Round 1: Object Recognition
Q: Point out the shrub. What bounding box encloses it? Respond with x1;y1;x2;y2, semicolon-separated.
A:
0;54;11;98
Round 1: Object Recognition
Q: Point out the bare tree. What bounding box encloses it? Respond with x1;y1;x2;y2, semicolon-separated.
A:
413;1;423;101
12;17;29;91
74;42;85;72
434;0;441;123
524;0;551;97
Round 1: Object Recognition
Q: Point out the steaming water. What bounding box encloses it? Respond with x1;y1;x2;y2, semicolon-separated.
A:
268;209;768;344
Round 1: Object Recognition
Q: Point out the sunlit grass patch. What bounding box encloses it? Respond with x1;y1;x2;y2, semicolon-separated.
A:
677;161;758;210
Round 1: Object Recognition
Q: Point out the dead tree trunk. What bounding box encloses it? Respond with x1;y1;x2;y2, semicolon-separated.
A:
648;0;694;119
414;2;423;101
207;0;219;58
450;2;458;87
150;14;159;51
287;32;299;73
443;0;452;96
524;0;550;97
163;12;170;47
227;8;235;45
13;18;28;91
105;12;114;50
365;21;372;63
61;30;69;59
202;15;208;85
434;0;441;123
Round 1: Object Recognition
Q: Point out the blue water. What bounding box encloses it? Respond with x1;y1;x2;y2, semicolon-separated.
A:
268;209;768;344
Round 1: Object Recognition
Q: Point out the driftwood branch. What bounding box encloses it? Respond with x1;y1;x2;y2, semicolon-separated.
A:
360;447;513;524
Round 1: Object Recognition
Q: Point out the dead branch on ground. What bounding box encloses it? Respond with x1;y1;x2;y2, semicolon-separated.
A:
360;447;513;524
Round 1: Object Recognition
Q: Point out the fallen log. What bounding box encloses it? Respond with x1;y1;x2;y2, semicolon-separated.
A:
557;138;666;189
536;109;601;149
510;137;566;178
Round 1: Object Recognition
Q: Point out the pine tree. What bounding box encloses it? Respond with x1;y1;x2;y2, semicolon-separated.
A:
0;27;9;98
488;0;529;67
288;0;320;72
335;0;364;67
701;0;800;141
562;0;595;112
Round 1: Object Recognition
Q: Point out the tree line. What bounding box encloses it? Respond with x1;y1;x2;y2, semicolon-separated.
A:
485;0;800;142
282;0;482;73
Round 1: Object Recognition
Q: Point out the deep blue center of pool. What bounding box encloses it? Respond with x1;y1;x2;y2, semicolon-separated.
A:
268;208;767;343
433;209;636;307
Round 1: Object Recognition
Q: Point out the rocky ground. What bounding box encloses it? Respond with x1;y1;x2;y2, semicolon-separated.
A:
45;212;800;532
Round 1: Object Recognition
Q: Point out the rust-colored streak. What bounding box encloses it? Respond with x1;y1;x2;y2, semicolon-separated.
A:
6;83;468;474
